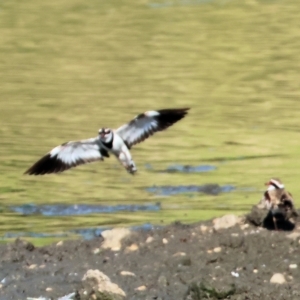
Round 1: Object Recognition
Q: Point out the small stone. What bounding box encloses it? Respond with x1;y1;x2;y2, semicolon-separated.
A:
270;273;286;284
120;271;136;277
289;264;297;269
231;233;239;237
56;241;63;247
213;214;240;231
213;247;222;253
135;285;147;291
93;248;101;254
46;287;53;292
207;250;213;254
39;265;46;269
125;243;138;253
191;232;196;236
200;225;208;233
287;232;300;240
145;236;154;243
240;224;249;230
173;252;186;257
162;238;168;244
253;269;258;273
28;264;37;269
101;228;131;251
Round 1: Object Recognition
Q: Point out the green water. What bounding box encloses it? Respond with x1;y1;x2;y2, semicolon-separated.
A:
1;0;300;245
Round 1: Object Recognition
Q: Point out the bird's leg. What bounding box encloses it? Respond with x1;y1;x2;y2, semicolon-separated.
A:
118;150;137;175
273;216;278;231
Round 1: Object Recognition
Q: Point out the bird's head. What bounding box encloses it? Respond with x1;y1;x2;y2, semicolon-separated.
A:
99;128;113;144
265;178;284;191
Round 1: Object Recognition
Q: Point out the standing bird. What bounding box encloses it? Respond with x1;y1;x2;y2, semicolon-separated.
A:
257;178;297;230
24;108;189;176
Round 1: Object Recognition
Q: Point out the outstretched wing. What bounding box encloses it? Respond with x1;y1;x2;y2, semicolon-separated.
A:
116;108;189;149
24;137;109;175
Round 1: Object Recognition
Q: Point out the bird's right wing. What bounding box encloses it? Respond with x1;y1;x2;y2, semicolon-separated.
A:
24;137;109;175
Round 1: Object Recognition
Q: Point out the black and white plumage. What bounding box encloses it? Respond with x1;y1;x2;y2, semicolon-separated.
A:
24;108;189;175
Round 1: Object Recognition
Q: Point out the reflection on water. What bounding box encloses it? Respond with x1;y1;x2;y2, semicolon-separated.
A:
10;203;161;216
164;164;216;173
146;184;235;196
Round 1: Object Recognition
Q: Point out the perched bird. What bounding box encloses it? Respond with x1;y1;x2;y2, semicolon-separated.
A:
257;178;297;230
24;108;189;176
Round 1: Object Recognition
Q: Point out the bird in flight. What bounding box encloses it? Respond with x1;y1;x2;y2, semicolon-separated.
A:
24;108;190;176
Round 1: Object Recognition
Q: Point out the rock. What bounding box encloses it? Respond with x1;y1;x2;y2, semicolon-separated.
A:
162;238;168;244
145;236;154;243
240;223;249;230
45;287;52;292
213;214;240;231
81;269;126;300
125;243;138;253
173;252;186;257
270;273;286;284
56;241;63;247
135;285;147;291
253;269;258;273
27;264;37;269
200;225;208;233
58;293;76;300
287;232;300;240
213;247;222;253
120;271;136;277
93;248;101;254
289;264;297;269
101;228;131;251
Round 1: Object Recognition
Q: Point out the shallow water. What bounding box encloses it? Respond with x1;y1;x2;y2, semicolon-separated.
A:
10;203;161;216
146;184;235;196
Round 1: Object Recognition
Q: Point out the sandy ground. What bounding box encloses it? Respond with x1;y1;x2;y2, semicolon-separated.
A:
1;208;300;300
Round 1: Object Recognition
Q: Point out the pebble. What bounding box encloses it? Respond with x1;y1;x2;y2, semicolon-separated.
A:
231;271;239;278
173;252;186;257
135;285;147;291
39;265;46;269
289;264;297;269
270;273;286;284
125;244;138;252
120;271;136;277
213;247;222;253
56;241;63;247
162;238;168;244
240;223;249;230
145;236;154;243
286;232;300;240
231;233;239;237
93;248;101;254
200;225;208;233
46;287;53;292
253;269;258;273
28;264;37;269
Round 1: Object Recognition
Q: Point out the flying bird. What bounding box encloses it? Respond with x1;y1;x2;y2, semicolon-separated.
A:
24;108;190;176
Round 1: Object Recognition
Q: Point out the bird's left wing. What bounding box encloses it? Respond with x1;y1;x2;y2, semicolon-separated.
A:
115;108;189;149
24;137;109;175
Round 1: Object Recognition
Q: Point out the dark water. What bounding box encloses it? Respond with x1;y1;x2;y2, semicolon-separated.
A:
10;203;161;216
146;184;235;196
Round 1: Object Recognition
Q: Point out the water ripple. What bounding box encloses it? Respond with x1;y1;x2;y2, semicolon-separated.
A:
10;203;161;216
